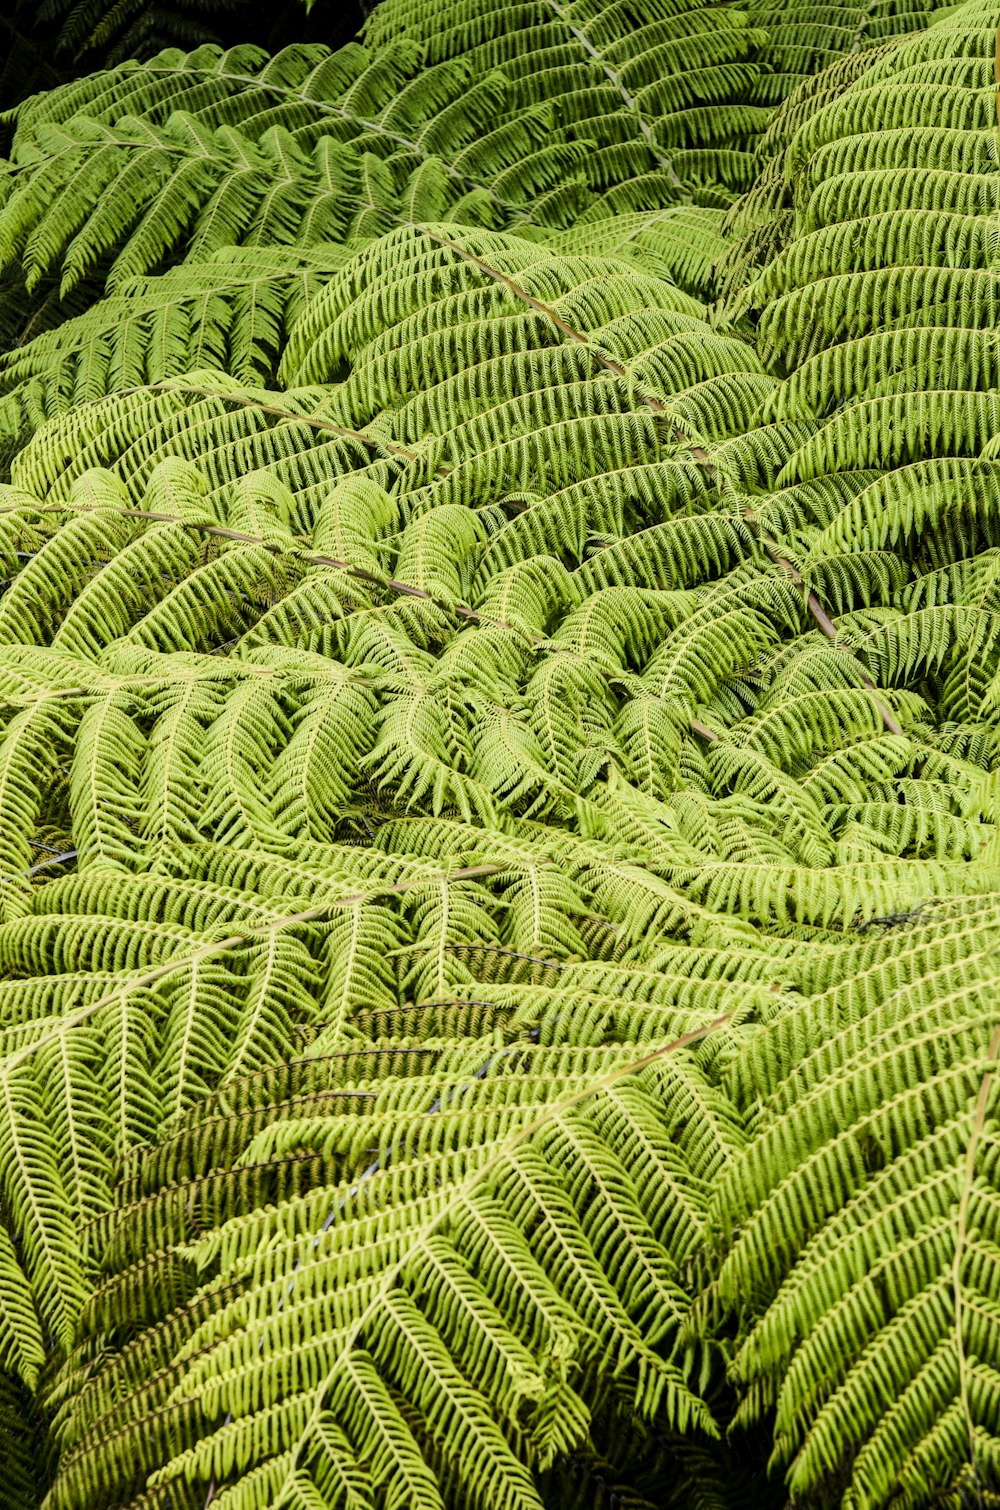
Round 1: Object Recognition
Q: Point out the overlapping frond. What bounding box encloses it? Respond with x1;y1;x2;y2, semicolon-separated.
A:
744;0;951;105
0;1;994;1507
711;911;1000;1508
0;0;774;347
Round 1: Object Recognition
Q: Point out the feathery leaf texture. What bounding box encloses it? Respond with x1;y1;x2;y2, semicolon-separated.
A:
0;0;993;1508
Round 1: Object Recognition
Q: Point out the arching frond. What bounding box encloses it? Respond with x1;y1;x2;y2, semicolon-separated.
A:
0;5;995;1508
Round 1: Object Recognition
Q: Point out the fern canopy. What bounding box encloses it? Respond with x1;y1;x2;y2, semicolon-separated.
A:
0;0;994;1508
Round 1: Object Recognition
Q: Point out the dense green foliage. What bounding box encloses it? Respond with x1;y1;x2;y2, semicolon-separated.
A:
0;1;367;114
0;0;994;1507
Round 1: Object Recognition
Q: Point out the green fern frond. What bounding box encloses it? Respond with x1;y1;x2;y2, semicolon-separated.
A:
0;6;996;1506
710;950;1000;1507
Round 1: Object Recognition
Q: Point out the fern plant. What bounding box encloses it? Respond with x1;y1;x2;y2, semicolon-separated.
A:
711;900;1000;1508
0;0;994;1507
0;2;764;319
